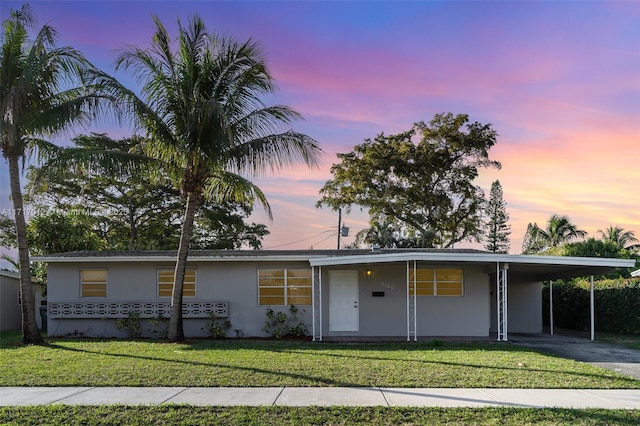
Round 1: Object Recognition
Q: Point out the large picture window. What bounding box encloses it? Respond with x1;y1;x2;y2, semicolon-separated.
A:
81;269;107;298
258;269;312;305
157;268;196;297
409;268;463;296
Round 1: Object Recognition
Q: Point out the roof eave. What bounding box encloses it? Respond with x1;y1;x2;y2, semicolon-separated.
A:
32;255;318;263
308;252;635;269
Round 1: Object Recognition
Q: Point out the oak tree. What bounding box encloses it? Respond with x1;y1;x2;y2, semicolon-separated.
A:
318;113;500;248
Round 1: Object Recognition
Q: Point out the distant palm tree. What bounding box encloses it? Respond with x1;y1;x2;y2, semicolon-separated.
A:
522;214;587;254
1;5;108;343
356;216;400;248
104;15;321;341
597;225;639;250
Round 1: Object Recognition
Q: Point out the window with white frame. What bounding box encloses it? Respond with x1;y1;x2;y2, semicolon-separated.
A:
258;268;312;305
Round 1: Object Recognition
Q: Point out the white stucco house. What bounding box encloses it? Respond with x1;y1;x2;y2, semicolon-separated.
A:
35;249;634;341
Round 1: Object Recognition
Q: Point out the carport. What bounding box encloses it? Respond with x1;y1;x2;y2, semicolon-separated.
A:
307;251;634;342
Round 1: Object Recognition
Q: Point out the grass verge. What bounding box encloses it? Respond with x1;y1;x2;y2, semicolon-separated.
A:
1;406;639;425
1;332;638;388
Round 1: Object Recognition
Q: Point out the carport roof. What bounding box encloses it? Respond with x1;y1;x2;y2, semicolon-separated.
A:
34;249;634;281
308;252;634;281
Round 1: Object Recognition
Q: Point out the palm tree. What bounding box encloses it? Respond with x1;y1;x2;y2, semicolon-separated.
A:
522;214;587;254
107;15;320;341
597;225;639;250
355;216;400;248
1;5;107;343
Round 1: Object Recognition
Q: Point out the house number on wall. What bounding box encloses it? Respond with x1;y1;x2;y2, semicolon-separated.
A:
381;281;395;290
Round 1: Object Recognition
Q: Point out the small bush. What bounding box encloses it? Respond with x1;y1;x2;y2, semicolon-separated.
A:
115;311;142;338
428;339;445;347
202;312;231;338
262;305;309;339
146;314;168;339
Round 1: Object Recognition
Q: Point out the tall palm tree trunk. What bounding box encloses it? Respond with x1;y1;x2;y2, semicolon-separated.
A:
8;155;43;344
167;191;200;342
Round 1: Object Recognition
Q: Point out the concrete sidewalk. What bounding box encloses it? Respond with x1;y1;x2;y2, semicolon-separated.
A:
1;387;639;408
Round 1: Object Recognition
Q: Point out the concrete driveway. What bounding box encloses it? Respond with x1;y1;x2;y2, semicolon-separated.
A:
510;333;640;381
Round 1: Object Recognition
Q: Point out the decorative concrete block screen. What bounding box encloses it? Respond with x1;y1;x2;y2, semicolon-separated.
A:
48;301;228;319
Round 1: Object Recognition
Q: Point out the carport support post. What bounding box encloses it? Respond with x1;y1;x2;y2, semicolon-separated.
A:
590;275;594;341
406;260;417;342
496;262;508;341
311;266;322;342
550;281;554;335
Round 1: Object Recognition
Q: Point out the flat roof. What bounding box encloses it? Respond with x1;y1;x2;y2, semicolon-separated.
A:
33;249;635;281
0;270;20;279
33;248;484;263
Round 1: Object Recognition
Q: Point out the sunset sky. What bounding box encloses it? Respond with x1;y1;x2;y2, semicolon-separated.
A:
1;0;638;255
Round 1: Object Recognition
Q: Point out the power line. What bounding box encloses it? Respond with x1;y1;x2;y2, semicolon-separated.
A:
263;228;334;249
308;233;336;248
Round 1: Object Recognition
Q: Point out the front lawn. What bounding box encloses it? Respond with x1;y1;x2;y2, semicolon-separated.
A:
1;406;639;426
1;333;637;388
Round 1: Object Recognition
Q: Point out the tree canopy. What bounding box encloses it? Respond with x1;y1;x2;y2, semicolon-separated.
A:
318;113;500;248
352;214;434;249
29;134;270;250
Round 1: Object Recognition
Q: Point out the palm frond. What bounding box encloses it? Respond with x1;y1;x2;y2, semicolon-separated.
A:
202;170;272;220
225;130;321;176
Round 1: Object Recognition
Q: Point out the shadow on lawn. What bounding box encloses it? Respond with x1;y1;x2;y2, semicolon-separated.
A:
262;349;639;386
186;340;639;383
45;342;360;386
43;340;639;388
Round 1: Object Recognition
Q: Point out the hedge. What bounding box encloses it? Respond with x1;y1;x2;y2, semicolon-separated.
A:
542;278;640;335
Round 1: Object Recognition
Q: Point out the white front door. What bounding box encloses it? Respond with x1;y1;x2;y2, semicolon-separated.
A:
329;270;359;332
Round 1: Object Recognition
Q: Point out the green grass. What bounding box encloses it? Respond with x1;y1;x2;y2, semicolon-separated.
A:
1;406;639;425
1;333;638;388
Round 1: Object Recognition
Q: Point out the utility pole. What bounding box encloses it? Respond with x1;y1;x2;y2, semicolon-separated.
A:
337;208;342;249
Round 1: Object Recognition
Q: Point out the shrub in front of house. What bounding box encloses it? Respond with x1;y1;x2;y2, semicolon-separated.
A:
202;312;232;338
262;305;309;339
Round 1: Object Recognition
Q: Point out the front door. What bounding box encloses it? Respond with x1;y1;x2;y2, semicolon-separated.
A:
329;270;359;332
